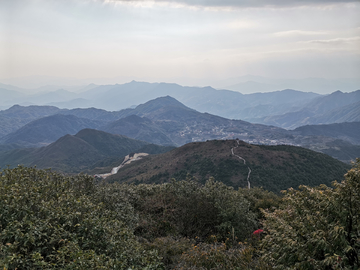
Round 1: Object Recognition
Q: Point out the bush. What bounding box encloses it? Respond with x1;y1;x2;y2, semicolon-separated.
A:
0;166;163;269
131;177;257;242
260;159;360;269
175;241;271;270
144;237;193;269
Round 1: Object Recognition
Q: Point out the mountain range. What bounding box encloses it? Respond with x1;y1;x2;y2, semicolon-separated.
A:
0;95;359;163
0;96;295;147
221;76;360;94
253;90;360;129
1;81;359;130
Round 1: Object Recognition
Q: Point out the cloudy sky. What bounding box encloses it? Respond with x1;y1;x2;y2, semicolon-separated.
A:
0;0;359;88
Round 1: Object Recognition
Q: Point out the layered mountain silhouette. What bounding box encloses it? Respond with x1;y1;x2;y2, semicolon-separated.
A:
0;105;62;138
0;80;323;121
1;81;359;129
255;90;360;129
1;95;359;163
0;96;287;147
0;114;103;147
292;122;360;145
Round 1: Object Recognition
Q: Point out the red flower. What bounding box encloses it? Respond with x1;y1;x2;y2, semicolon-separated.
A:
253;229;264;235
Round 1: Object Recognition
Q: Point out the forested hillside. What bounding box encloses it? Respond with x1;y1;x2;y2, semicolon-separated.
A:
107;139;350;193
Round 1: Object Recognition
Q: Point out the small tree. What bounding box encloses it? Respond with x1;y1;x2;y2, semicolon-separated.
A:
261;159;360;269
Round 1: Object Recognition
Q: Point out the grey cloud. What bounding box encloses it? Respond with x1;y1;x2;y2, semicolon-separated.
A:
307;37;360;44
105;0;359;8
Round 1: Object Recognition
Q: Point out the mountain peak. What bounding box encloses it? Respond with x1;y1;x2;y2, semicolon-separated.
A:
331;90;343;95
134;96;190;113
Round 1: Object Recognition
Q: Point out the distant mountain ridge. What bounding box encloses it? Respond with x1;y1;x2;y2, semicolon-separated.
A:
0;81;321;120
0;105;63;138
0;114;103;147
1;80;359;130
221;76;360;94
255;90;360;129
292;122;360;145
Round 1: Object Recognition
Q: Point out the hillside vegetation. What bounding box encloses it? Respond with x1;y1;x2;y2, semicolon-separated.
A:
107;139;350;193
1;160;359;269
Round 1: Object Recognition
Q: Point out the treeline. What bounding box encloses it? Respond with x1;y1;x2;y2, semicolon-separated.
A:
0;161;359;269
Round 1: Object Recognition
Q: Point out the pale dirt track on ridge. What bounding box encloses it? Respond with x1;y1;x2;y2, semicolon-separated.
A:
231;140;251;189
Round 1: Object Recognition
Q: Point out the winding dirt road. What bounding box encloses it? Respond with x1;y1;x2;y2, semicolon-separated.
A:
95;153;148;179
231;140;251;189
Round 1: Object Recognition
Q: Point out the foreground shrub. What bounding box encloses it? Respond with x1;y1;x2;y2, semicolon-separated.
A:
239;187;282;220
144;237;193;269
132;177;257;242
0;166;163;269
261;159;360;269
174;241;271;270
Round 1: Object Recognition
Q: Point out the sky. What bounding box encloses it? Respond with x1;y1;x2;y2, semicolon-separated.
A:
0;0;359;89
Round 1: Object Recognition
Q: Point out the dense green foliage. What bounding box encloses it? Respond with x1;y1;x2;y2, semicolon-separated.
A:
261;159;360;269
131;177;257;241
1;161;359;269
0;166;162;269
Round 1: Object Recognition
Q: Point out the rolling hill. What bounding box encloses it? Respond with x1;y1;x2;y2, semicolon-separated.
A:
106;139;350;193
0;129;165;173
0;96;290;147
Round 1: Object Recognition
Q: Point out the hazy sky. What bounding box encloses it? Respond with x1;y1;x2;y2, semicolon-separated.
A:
1;0;359;87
